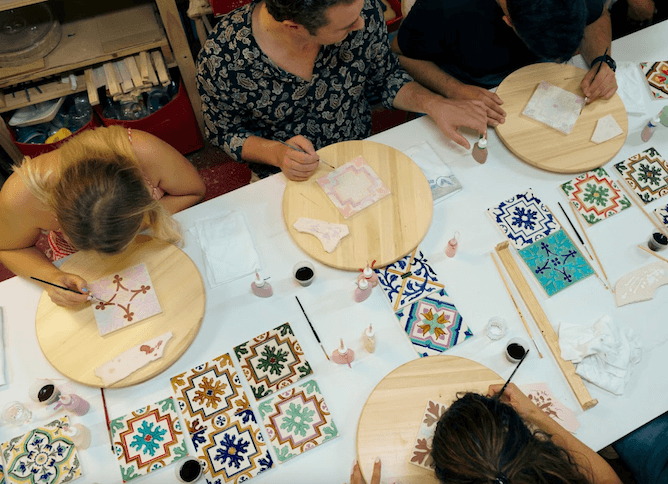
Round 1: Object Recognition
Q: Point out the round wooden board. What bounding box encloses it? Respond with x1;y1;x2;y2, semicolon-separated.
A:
282;140;433;270
495;62;628;174
357;356;504;484
35;235;205;388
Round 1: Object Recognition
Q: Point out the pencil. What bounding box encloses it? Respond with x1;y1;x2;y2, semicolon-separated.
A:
30;277;105;303
277;140;335;169
490;253;543;358
497;349;530;399
295;296;330;360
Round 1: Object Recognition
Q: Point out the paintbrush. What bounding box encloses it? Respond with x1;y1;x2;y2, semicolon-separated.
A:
584;47;608;104
497;348;530;399
295;296;330;360
30;277;106;303
277;140;335;169
558;202;594;261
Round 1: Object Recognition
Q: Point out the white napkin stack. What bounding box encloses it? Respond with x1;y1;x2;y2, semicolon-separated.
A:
192;211;262;288
559;315;642;395
615;61;652;115
403;142;462;204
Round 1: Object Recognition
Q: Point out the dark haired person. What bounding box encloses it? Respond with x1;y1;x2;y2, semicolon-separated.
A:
392;0;618;127
432;383;622;484
197;0;487;181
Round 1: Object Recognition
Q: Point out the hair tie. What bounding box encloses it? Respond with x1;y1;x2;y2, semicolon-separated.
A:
495;472;509;484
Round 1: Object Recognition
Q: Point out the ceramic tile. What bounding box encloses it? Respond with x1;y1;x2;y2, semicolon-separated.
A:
375;249;445;311
197;409;273;483
258;380;338;463
395;289;472;357
614;147;668;204
1;416;82;484
518;229;595;297
408;400;448;469
522;81;584;134
89;263;162;336
110;397;188;482
316;156;391;219
519;383;579;433
561;167;632;225
590;114;623;144
171;353;250;431
488;189;560;250
654;203;668;228
640;61;668;99
293;217;349;253
234;323;312;400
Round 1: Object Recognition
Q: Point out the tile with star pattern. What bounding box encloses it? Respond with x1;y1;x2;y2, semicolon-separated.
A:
613;147;668;204
561;167;631;225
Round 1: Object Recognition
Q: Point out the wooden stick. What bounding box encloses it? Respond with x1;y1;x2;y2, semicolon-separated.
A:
495;241;598;410
84;69;99;106
490;253;543;358
638;244;668;264
567;201;612;290
616;176;668;238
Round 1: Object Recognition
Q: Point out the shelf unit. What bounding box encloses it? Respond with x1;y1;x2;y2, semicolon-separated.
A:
0;0;202;163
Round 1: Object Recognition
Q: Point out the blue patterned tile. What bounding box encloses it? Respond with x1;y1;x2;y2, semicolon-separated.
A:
518;229;594;296
654;202;668;229
488;189;560;250
375;249;444;311
395;289;472;357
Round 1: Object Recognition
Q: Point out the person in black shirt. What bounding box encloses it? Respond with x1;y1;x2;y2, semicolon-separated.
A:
393;0;618;127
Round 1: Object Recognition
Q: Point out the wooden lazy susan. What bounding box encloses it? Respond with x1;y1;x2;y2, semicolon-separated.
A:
357;356;504;484
495;62;628;174
35;235;205;388
282;140;433;271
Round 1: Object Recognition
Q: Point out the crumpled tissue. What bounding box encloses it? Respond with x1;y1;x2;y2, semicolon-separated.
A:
191;210;261;288
403;142;462;204
615;61;652;116
559;315;641;395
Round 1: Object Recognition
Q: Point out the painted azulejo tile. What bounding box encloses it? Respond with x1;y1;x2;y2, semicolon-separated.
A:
395;289;472;358
518;229;594;297
375;249;445;311
1;416;82;484
522;81;584;134
614;147;668;204
110;397;188;482
258;380;338;463
234;323;313;400
488;189;560;250
316;156;391;219
89;262;162;336
640;61;668;99
655;203;668;229
408;400;448;470
171;353;249;431
561;167;631;225
197;409;273;483
519;383;579;433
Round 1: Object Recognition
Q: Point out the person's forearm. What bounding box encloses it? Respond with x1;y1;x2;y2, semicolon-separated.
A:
392;81;439;116
0;247;62;281
240;136;282;167
579;8;612;65
526;409;622;484
159;194;205;215
395;55;459;98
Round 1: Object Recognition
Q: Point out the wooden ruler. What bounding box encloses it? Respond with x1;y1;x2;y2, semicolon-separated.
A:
495;241;598;410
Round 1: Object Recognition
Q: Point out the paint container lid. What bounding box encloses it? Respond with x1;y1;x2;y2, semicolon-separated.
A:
254;272;265;287
358;278;369;290
365;324;375;337
363;265;373;277
649;116;661;125
478;137;487;148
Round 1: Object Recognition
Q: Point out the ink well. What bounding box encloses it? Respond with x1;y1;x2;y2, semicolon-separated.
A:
29;379;60;405
505;337;529;363
648;232;668;252
293;261;315;287
176;458;205;482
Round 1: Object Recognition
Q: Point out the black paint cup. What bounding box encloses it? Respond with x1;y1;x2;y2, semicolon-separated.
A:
505;337;528;363
176;458;204;482
648;232;668;252
293;261;315;287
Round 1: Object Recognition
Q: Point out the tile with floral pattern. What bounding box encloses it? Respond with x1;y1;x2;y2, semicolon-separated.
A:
561;167;632;225
234;323;312;400
519;229;595;297
654;202;668;229
375;249;445;311
110;397;188;482
488;189;561;250
640;61;668;99
519;383;579;433
196;409;273;483
613;147;668;204
1;416;82;484
395;288;472;357
258;380;338;463
408;400;448;469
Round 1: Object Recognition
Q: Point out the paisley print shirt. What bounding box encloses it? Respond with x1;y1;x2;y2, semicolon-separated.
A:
196;0;413;163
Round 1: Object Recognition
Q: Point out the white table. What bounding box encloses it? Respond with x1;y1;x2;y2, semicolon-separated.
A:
0;21;667;484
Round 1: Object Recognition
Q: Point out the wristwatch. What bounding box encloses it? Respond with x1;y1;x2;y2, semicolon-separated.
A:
591;54;616;72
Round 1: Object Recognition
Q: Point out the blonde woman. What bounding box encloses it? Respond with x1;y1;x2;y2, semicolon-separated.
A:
0;126;206;307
